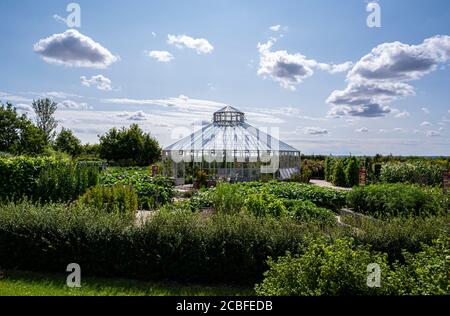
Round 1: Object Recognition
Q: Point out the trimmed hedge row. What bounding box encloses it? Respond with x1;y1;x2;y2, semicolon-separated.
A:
0;202;310;284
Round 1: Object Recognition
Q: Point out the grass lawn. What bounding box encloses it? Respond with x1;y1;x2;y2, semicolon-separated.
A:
0;270;254;296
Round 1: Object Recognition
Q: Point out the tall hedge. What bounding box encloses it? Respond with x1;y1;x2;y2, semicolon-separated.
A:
0;202;310;285
0;156;101;202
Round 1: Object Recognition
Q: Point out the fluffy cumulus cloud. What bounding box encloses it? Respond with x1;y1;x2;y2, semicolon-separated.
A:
167;34;214;54
327;35;450;117
421;107;430;114
60;100;90;110
146;50;174;62
33;29;119;68
355;127;369;133
257;38;352;90
80;75;112;91
303;127;329;135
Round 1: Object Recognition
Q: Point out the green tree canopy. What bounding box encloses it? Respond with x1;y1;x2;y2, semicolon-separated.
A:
99;124;161;166
0;102;46;155
32;98;58;143
54;127;82;157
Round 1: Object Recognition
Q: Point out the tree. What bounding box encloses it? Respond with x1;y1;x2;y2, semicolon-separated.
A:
32;98;58;143
332;160;347;187
0;102;47;155
99;124;161;166
345;157;360;187
54;128;82;157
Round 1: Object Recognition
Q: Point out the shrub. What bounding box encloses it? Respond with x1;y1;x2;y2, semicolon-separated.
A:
78;185;138;217
282;199;336;225
211;183;244;214
100;167;174;210
380;162;445;186
255;238;391;295
345;157;359;187
0;202;310;284
255;236;450;296
339;214;450;262
388;236;450;295
332;160;347;187
244;190;288;218
0;156;101;203
347;183;448;217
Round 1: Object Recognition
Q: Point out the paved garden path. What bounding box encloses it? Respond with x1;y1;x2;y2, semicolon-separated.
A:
310;179;353;191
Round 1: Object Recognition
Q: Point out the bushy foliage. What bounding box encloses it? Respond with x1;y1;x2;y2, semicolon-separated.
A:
0;156;101;203
0;102;47;155
380;162;445;186
0;202;310;284
282;199;336;225
100;167;174;210
347;183;449;217
99;124;161;166
255;236;450;296
211;183;244;214
54;127;82;157
390;237;450;295
244;189;288;218
255;238;391;296
78;185;138;217
339;214;450;262
325;157;360;187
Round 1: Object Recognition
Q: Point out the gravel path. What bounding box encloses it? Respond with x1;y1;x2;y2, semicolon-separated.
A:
310;179;353;191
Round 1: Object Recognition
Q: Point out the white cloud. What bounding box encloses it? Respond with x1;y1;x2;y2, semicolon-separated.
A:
421;107;430;114
426;130;441;137
393;127;407;133
327;35;450;117
128;111;148;121
420;121;432;127
146;50;174;62
0;91;33;103
167;34;214;54
80;75;112;91
355;127;369;133
303;127;329;135
151;32;157;38
269;25;281;32
60;100;90;110
15;104;33;113
257;38;352;90
101;95;227;112
33;29;119;68
393;109;410;118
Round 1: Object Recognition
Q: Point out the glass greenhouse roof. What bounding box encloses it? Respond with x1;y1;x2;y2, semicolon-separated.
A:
165;107;299;153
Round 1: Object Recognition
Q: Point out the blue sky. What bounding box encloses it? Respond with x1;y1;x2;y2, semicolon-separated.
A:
1;0;449;155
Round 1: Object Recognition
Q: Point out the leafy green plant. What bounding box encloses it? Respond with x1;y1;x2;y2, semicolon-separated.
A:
282;199;336;225
347;183;448;217
380;162;445;186
211;183;244;214
244;190;287;218
78;184;138;217
255;238;391;296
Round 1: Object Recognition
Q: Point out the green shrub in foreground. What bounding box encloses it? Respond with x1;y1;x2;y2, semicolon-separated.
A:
255;236;450;296
255;238;391;296
347;183;448;217
77;184;138;217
